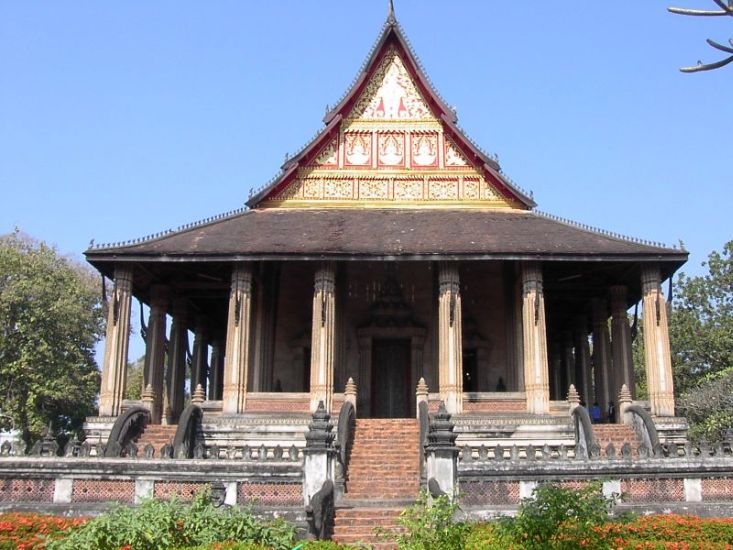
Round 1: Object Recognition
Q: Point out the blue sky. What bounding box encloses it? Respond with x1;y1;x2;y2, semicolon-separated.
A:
1;2;730;272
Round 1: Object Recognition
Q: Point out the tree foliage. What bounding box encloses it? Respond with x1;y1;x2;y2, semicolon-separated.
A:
0;232;105;446
670;240;733;394
670;240;733;441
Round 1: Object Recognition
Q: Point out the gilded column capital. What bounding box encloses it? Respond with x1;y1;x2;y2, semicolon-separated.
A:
609;285;628;316
591;296;609;326
641;265;661;293
113;265;133;291
438;263;460;294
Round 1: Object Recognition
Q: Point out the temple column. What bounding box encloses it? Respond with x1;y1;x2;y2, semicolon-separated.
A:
641;266;675;416
610;285;635;400
165;299;188;424
573;315;593;407
592;297;613;416
191;320;209;396
310;262;336;413
142;285;168;424
222;264;254;414
209;339;224;400
99;265;133;417
438;263;463;415
521;262;550;414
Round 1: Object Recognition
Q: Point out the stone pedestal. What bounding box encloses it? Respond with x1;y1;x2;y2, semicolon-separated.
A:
425;402;458;499
303;401;336;503
310;263;336;413
641;266;675;417
99;266;133;417
223;264;254;414
438;263;463;415
521;262;549;414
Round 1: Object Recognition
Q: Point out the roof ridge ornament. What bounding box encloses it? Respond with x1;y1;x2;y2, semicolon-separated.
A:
387;0;396;24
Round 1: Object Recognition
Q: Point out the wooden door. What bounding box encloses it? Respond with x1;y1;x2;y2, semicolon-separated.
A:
371;338;411;418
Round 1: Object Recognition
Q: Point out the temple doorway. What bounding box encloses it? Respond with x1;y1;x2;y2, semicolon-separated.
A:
371;338;411;418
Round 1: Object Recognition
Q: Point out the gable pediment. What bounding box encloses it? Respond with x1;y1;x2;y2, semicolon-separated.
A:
250;23;533;210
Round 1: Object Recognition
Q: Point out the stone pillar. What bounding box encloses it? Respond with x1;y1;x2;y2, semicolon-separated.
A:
573;315;593;407
641;266;675;416
610;285;635;400
143;285;168;424
99;266;133;417
425;402;459;499
550;347;562;400
521;262;550;414
191;321;209;398
357;335;372;414
592;297;613;416
438;263;463;415
222;264;254;414
209;339;224;400
310;263;336;413
165;299;188;424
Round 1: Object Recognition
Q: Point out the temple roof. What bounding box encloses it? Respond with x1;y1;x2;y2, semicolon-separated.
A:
245;12;535;210
86;208;687;269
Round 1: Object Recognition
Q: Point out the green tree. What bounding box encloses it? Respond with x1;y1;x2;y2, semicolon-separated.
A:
670;240;733;441
0;231;105;446
670;240;733;394
124;355;144;401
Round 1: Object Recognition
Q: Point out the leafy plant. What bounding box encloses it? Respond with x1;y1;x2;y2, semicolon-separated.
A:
47;490;296;550
493;481;618;550
380;491;469;550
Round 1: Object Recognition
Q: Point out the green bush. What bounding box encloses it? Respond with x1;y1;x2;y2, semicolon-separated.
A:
492;481;618;550
381;491;469;550
47;491;296;550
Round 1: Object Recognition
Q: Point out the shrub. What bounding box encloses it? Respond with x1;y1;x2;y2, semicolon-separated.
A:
493;481;618;550
380;491;469;550
0;513;85;550
47;490;296;550
605;514;733;547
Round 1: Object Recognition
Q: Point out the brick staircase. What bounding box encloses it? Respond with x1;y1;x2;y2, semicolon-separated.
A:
134;424;177;456
593;423;639;455
332;418;420;547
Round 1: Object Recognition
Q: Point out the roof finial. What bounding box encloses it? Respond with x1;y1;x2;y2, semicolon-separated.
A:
387;0;396;23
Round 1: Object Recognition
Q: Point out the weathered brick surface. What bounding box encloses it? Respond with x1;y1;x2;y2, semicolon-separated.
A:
593;424;639;457
238;482;301;506
621;478;684;502
461;480;520;505
72;479;134;503
0;479;54;502
702;477;733;501
154;481;208;501
333;506;404;547
135;425;177;455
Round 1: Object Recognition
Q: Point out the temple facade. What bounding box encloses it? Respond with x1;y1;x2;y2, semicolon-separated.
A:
85;11;686;440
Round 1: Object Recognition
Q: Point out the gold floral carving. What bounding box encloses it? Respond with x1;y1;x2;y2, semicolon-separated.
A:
394;179;424;200
277;179;304;200
359;179;389;200
313;137;338;166
324;179;352;199
428;179;458;200
445;139;468;167
303;179;321;199
463;179;480;200
349;47;433;121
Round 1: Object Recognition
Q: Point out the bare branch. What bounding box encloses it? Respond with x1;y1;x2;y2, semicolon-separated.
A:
707;37;733;53
680;54;733;71
668;6;730;15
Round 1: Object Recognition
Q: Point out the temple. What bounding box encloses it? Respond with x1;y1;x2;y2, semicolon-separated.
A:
86;11;685;431
6;6;727;540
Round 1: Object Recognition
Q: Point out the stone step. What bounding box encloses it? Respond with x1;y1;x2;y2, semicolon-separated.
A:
332;506;405;547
